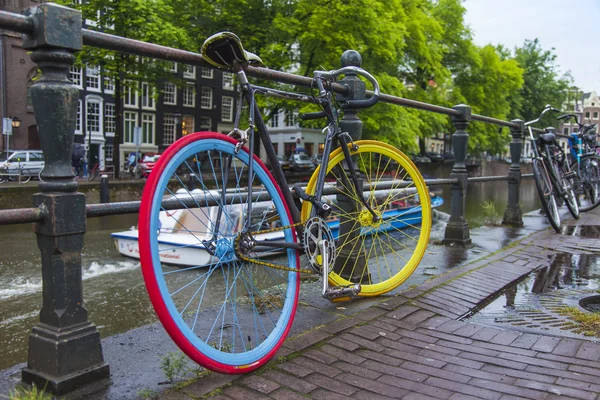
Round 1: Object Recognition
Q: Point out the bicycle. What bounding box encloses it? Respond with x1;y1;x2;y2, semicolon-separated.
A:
526;105;579;232
138;32;431;374
87;162;100;181
559;113;600;211
0;163;33;184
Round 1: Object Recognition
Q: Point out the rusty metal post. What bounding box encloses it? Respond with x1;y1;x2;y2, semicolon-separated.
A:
443;105;472;247
503;119;525;226
20;4;109;395
332;50;368;281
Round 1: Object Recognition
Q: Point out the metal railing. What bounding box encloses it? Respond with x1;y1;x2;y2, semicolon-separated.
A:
0;3;534;395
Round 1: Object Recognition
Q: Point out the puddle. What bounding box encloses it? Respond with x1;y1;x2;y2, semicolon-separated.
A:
561;225;600;238
464;253;600;337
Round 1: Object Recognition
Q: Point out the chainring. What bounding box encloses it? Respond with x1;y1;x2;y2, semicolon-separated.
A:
303;217;336;273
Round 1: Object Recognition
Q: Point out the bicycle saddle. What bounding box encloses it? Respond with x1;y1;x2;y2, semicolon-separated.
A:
537;132;556;144
201;32;263;69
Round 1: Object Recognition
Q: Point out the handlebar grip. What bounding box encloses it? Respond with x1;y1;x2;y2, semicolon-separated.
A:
343;93;380;109
301;111;328;121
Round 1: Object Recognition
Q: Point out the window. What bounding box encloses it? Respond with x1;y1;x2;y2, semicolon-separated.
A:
222;72;234;90
222;96;234;122
124;81;138;108
105;103;115;136
141;113;155;144
74;100;82;135
199;116;211;130
105;144;113;162
163;82;177;105
169;62;177;73
86;65;101;91
104;76;114;93
141;82;155;110
201;87;212;109
585;112;591;119
271;113;279;128
183;65;196;79
285;110;295;126
182;115;194;136
163;114;176;145
183;83;195;107
124;111;138;143
563;127;569;135
86;98;102;133
201;67;213;79
70;66;82;88
594;112;599;119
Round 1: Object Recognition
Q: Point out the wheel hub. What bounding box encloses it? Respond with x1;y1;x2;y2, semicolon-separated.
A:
215;237;236;262
358;209;382;228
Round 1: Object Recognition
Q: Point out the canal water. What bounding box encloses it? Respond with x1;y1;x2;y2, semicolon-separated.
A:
0;162;541;369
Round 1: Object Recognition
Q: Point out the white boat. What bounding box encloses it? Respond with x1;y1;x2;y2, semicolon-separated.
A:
112;189;443;267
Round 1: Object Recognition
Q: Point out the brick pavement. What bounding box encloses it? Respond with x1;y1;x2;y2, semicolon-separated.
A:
161;220;600;400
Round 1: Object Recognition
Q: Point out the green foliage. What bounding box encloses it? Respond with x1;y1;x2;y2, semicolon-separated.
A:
6;385;52;400
160;352;192;383
137;388;158;399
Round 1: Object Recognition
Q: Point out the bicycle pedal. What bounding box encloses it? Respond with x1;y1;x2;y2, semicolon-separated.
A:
323;284;361;301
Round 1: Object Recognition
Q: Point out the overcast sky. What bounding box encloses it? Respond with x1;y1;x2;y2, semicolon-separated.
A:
463;0;600;94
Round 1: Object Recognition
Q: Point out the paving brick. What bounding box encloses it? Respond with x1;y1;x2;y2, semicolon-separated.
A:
448;394;482;400
385;305;421;320
337;372;409;398
414;328;474;345
470;327;503;341
514;379;596;400
424;376;503;400
411;300;461;319
416;296;469;316
452;323;487;338
552;338;583;357
419;349;486;369
356;349;403;367
355;306;388;322
331;360;382;380
270;388;310;400
403;393;440;400
457;352;526;370
291;357;341;378
319;344;366;365
376;296;410;311
425;290;477;309
435;339;499;357
471;341;537;357
497;353;569;370
262;370;317;394
574;341;600;361
351;325;383;340
434;286;482;304
304;348;337;365
510;333;542;350
363;321;402;340
489;330;522;346
222;386;270;400
240;375;279;394
395;328;439;344
352;389;396;400
531;336;561;353
339;332;386;352
328;336;361;351
361;359;428;382
442;364;516;384
402;361;470;384
378;317;419;331
285;328;331;352
310;388;352;400
376;337;428;355
321;315;363;334
275;360;314;378
469;378;547;400
307;373;358;396
401;309;437;326
538;353;600;369
567;364;600;377
377;374;454;399
418;315;452;329
483;365;556;384
179;373;238;398
555;377;600;393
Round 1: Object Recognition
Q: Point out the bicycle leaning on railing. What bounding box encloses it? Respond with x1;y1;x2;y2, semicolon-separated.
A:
559;113;600;211
526;105;579;232
137;32;432;374
0;162;34;184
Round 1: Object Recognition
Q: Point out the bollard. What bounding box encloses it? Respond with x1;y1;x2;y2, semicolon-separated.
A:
503;119;525;226
443;105;472;247
20;3;109;395
100;174;110;203
332;50;368;282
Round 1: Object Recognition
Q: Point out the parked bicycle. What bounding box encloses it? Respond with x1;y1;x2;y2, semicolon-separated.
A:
526;105;579;232
559;113;600;211
0;162;33;184
138;32;431;373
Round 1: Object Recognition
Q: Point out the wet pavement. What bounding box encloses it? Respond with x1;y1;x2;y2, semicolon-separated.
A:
2;206;600;399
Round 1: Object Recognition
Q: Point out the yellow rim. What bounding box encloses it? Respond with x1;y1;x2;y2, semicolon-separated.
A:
301;140;431;296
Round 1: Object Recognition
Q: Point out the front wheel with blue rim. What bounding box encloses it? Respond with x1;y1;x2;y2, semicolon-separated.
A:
138;132;300;374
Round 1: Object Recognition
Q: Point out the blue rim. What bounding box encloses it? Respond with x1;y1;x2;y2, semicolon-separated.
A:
148;138;298;366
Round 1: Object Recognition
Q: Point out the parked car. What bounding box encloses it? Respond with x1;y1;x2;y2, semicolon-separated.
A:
427;152;443;162
311;153;323;168
139;153;161;177
268;154;291;171
0;149;44;176
411;154;431;164
289;153;314;171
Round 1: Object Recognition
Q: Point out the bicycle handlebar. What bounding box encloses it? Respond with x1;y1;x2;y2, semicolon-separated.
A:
524;104;560;127
314;66;380;109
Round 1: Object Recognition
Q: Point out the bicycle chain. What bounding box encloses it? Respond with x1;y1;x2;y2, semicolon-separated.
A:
234;220;319;274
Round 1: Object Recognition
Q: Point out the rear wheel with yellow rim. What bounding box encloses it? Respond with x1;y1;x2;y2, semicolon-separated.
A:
301;140;431;297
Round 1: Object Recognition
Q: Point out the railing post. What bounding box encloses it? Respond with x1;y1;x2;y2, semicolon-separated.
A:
443;104;472;247
503;119;525;226
20;4;109;395
333;50;367;281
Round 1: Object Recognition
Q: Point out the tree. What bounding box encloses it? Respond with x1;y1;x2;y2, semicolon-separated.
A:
57;0;190;177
